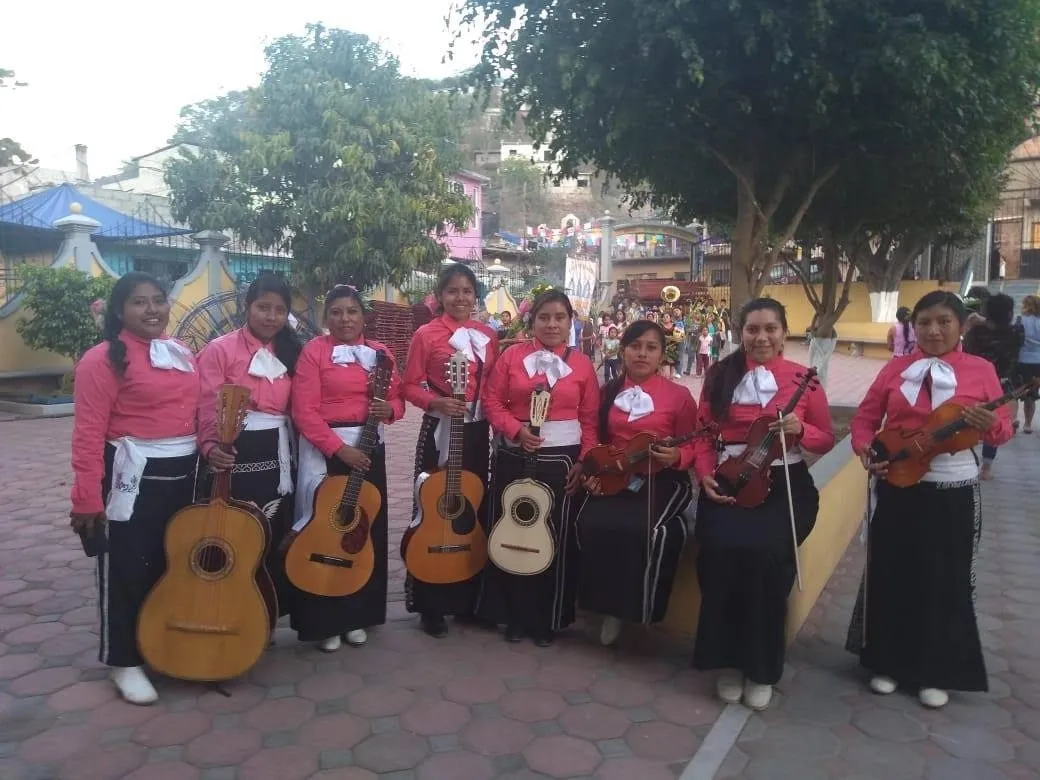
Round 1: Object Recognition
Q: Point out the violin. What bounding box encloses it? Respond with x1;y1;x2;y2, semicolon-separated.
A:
582;425;715;497
870;379;1037;487
713;367;820;509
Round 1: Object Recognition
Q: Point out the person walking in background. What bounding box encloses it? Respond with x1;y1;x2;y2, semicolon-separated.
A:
1017;295;1040;434
696;326;712;377
602;326;621;381
887;307;917;357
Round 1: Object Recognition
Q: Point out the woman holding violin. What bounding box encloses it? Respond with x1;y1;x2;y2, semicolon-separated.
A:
402;263;498;638
692;298;833;710
197;274;302;623
291;285;404;652
478;289;599;646
846;291;1012;709
576;320;697;647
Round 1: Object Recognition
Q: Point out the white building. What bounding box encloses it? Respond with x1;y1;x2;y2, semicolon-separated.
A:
96;144;199;197
499;135;593;192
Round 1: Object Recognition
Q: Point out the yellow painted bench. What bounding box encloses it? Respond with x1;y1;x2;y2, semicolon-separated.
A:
662;437;868;643
826;321;892;361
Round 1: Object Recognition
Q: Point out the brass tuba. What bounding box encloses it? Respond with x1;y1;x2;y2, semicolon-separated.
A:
661;285;681;304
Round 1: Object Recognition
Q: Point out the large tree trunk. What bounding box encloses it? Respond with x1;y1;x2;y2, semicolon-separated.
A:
728;178;759;321
852;235;922;322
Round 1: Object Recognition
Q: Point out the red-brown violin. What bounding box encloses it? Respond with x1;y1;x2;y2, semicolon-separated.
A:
582;425;715;497
713;367;819;508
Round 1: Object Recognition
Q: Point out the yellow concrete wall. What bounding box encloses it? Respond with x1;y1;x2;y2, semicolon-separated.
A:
612;258;692;282
662;438;867;644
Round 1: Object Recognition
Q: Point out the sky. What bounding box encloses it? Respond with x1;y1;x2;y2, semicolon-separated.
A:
1;0;481;177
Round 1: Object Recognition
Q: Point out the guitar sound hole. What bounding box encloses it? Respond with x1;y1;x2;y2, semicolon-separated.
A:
190;539;234;580
438;494;464;521
511;498;537;527
332;504;361;533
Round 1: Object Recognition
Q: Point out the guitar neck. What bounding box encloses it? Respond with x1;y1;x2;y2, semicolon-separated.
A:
446;392;465;497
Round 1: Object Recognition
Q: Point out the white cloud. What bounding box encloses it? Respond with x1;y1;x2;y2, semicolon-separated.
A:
0;0;479;176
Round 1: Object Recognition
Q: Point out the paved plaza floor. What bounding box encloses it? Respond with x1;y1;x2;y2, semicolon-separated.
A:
0;347;1037;779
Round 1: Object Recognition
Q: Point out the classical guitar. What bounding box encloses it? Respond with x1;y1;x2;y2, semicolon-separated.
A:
401;350;488;584
871;378;1038;487
582;425;716;497
137;385;270;682
285;351;392;597
714;367;820;509
488;386;556;575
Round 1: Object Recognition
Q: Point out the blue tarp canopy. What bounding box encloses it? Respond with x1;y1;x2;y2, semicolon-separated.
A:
496;230;524;246
0;183;192;239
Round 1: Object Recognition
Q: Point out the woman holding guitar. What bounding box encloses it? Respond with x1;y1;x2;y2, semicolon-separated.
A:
692;298;833;710
846;291;1012;709
576;320;698;647
402;264;498;638
291;285;404;652
478;289;599;646
69;272;200;705
196;274;302;625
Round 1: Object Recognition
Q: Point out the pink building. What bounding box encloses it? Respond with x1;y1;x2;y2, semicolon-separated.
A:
441;170;490;263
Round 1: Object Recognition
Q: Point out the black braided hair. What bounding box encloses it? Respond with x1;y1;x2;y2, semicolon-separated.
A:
102;272;165;377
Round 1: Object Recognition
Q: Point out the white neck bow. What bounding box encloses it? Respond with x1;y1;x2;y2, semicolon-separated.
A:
248;347;288;383
523;349;573;388
331;343;377;371
614;385;655;421
732;365;778;407
448;326;489;363
900;357;956;409
149;339;194;373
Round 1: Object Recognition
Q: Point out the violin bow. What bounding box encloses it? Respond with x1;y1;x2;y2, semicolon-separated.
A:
776;407;804;592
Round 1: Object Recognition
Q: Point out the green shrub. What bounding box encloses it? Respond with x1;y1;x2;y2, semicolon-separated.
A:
16;265;115;362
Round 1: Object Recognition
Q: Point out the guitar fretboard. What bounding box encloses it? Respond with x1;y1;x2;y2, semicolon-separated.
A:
446;392;465;499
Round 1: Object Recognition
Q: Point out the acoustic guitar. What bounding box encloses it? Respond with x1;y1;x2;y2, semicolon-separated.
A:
137;385;270;681
401;350;488;584
488;386;556;575
284;351;392;597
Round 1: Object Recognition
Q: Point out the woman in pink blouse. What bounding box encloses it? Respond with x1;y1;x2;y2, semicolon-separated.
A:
847;291;1012;709
575;321;697;647
196;274;302;628
70;272;200;705
692;298;834;711
290;285;404;652
478;290;599;646
402;264;498;638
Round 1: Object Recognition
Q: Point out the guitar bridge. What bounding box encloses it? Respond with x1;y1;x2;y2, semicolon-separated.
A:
500;543;540;554
426;544;472;554
167;621;236;635
309;553;354;568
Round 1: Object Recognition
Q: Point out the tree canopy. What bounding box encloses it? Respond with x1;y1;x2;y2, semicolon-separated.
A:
457;0;1040;313
164;26;474;292
1;68;34;167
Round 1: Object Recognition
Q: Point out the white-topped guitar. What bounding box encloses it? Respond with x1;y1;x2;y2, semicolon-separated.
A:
488;386;556;576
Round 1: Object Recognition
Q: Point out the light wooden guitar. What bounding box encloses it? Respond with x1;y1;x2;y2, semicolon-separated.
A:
487;386;556;576
285;352;392;597
401;351;488;584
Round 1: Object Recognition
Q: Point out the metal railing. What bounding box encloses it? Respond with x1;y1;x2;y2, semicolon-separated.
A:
0;263;24;307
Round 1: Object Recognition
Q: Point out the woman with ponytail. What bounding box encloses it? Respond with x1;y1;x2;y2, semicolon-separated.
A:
69;272;200;705
196;273;302;628
574;320;697;647
691;298;834;711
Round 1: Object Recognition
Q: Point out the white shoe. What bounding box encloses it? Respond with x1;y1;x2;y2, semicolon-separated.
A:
599;616;623;646
317;635;342;653
919;688;949;709
716;671;744;704
869;675;897;695
344;629;367;646
111;666;158;706
742;680;773;710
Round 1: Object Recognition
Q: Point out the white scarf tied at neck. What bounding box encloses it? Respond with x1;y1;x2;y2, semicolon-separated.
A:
149;339;195;373
523;349;573;388
331;344;377;371
731;365;778;407
614;385;655;421
448;327;489;363
248;348;288;383
900;357;957;408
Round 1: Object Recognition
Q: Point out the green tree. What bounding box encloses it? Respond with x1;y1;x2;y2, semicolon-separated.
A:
164;26;474;292
1;68;34;167
497;156;545;232
456;0;1040;314
16;266;115;361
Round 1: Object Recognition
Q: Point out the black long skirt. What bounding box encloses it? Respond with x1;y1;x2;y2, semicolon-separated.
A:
289;445;389;641
576;469;693;623
845;479;987;692
405;414;491;618
692;461;819;685
99;446;198;667
197;428;293;619
477;444;580;636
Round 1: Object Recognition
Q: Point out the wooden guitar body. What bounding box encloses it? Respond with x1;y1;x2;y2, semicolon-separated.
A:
137;499;270;681
401;468;487;584
488;477;556;575
284;474;380;597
